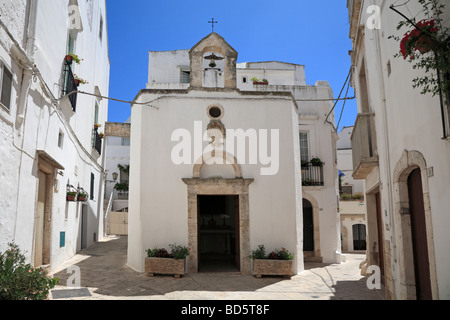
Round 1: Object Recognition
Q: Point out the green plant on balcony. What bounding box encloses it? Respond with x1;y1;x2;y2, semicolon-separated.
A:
389;0;450;97
310;157;324;167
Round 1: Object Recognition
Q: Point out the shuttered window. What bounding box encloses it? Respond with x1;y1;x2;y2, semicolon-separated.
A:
0;64;13;110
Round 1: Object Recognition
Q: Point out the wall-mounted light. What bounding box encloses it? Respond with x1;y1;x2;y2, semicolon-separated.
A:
112;172;118;181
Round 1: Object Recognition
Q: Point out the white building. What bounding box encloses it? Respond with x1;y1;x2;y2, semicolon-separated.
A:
347;0;450;299
0;0;110;271
104;118;131;211
337;126;367;253
127;32;341;275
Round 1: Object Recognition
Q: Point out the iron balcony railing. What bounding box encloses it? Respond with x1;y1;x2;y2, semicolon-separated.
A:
301;164;324;186
63;61;78;112
93;129;102;155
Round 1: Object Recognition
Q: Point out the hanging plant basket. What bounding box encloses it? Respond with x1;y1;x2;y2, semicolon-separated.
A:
415;35;434;54
66;192;77;202
77;194;88;202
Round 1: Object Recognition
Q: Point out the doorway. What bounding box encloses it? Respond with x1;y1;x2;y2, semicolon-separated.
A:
34;171;47;266
303;199;314;252
352;224;367;250
197;195;240;272
408;168;432;300
81;205;88;250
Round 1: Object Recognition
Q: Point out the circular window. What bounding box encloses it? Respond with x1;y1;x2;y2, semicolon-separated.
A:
207;105;224;120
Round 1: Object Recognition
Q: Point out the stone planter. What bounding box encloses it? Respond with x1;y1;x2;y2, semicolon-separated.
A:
252;259;293;278
145;257;186;278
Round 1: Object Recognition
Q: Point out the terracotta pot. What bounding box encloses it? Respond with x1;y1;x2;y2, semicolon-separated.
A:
78;196;87;202
74;79;81;87
67;194;77;202
65;55;73;64
415;36;433;54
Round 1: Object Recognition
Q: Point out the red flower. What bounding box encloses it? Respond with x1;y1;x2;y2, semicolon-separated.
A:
399;19;438;60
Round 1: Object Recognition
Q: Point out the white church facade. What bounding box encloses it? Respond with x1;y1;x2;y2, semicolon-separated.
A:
127;33;341;275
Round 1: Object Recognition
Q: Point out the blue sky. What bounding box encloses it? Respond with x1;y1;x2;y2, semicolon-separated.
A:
106;0;356;132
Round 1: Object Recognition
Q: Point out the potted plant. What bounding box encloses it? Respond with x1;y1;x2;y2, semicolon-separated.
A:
399;19;438;60
389;0;450;97
94;123;101;130
250;245;294;278
66;191;77;202
145;244;190;278
65;52;82;65
310;157;324;167
77;191;88;202
251;77;269;85
99;132;106;139
73;74;88;86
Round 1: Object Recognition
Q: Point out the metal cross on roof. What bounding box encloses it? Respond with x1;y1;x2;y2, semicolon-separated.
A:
208;18;218;32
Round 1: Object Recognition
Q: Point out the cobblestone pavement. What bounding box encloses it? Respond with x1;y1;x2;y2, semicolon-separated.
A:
49;236;385;301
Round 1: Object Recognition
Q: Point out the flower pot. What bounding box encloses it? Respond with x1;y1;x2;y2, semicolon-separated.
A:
65;55;73;65
253;81;269;85
74;79;81;87
67;194;77;202
78;195;87;202
145;257;186;278
252;259;293;278
415;36;433;54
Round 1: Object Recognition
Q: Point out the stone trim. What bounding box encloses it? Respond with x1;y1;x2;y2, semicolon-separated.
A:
392;150;438;300
182;178;254;274
302;192;322;260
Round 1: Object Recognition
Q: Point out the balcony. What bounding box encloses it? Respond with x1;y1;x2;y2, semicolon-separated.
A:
301;164;324;187
351;113;378;179
63;61;78;112
92;129;103;155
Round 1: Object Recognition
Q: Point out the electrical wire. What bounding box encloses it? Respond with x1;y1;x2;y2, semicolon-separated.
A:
324;68;352;127
336;79;351;132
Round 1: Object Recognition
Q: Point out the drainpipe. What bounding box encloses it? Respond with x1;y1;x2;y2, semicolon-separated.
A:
16;0;38;124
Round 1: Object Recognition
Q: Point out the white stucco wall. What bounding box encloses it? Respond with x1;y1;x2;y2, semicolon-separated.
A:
349;0;450;299
128;89;303;274
0;0;110;270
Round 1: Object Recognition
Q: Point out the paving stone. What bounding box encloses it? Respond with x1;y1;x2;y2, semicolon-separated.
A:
49;236;385;300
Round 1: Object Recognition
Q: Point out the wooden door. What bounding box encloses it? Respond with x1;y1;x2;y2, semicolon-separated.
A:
408;168;432;300
34;171;46;266
352;224;367;250
109;211;128;235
